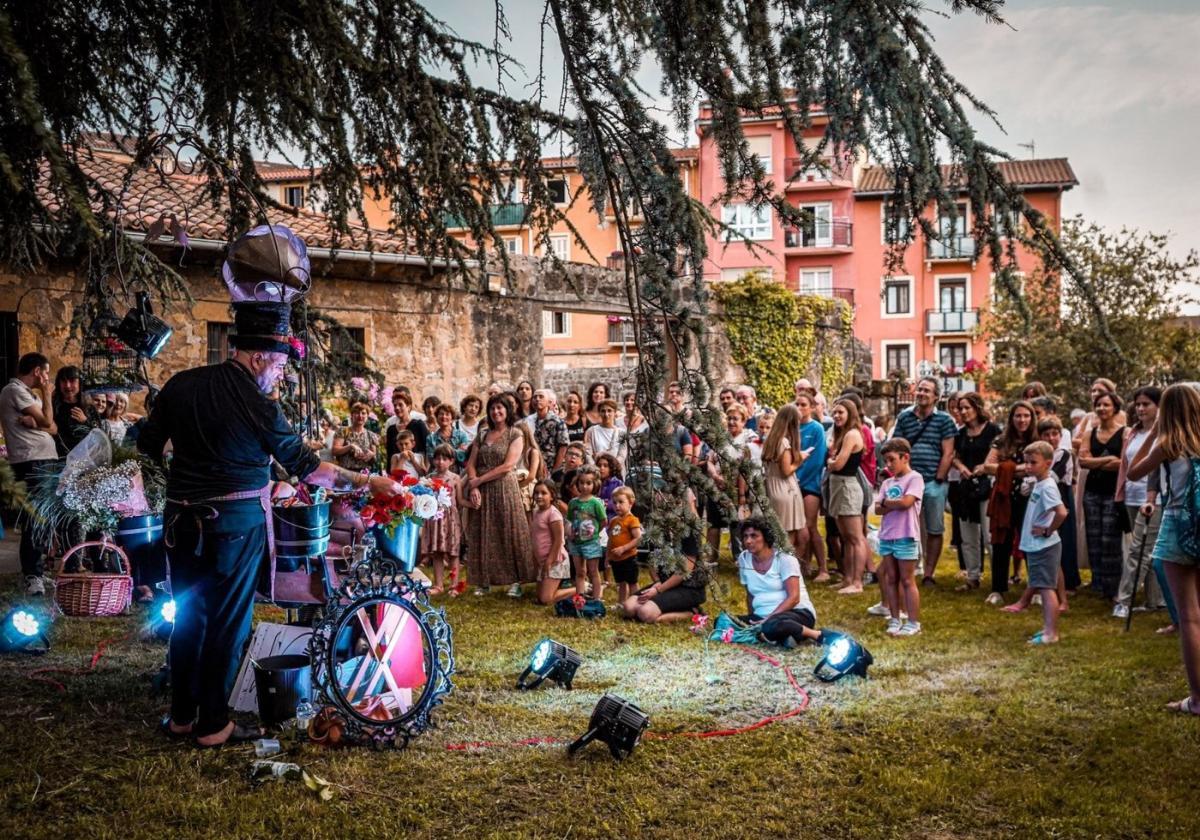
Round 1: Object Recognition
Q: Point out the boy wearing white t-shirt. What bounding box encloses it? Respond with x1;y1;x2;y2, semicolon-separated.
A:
1020;441;1069;645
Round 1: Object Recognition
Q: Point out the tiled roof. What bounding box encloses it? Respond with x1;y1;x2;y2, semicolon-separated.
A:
257;162;324;183
856;158;1077;194
58;151;413;254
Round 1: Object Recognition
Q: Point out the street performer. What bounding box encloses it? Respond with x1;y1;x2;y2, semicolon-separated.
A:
139;229;402;748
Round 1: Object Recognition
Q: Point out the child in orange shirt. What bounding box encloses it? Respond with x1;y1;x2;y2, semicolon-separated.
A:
606;486;643;604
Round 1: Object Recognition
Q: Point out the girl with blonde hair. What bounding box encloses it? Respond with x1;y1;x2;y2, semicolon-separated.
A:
761;403;808;556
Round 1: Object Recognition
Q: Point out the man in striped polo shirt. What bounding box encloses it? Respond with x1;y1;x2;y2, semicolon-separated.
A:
891;376;957;584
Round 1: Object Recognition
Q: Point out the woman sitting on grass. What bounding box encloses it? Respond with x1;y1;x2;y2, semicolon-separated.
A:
736;516;823;647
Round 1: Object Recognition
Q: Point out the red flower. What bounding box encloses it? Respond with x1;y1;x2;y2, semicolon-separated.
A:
288;337;306;359
360;505;377;522
402;476;420;487
572;594;586;610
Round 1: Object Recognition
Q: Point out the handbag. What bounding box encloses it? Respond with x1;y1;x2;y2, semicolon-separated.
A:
964;474;993;502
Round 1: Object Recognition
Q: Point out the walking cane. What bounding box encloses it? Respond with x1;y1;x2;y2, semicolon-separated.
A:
1124;508;1151;633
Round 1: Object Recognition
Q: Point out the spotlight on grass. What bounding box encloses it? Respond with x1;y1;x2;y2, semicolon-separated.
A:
0;607;51;654
813;631;873;683
567;693;650;760
516;638;582;690
151;598;176;641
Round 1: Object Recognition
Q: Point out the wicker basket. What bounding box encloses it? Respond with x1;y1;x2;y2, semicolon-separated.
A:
54;539;133;617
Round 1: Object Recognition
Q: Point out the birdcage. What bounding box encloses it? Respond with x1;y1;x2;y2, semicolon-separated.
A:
80;306;145;395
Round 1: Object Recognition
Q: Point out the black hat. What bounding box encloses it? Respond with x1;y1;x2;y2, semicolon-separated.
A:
230;301;302;360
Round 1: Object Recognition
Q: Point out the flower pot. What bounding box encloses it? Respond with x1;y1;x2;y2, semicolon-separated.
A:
373;519;422;571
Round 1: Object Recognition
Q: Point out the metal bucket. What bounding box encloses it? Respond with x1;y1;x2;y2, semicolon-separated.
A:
272;501;331;559
252;654;312;727
373;519;422;572
113;514;163;551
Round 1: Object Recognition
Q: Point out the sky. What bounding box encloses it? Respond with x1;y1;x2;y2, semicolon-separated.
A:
434;0;1200;275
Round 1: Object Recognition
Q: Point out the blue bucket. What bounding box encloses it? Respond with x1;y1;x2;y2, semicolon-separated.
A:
373;519;422;571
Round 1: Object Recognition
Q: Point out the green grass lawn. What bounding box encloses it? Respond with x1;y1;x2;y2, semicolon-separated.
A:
1;535;1198;839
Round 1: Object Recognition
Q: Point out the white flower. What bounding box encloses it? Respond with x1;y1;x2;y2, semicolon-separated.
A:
436;487;452;508
412;494;439;520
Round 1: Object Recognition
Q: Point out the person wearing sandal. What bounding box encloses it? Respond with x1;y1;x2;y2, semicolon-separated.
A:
1127;383;1200;717
138;243;405;748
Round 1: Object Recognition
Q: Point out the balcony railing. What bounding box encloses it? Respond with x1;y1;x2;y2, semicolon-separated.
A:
784;157;851;184
799;286;855;307
926;235;976;261
608;320;637;345
941;377;977;395
784;219;853;249
442;202;529;229
925;308;980;333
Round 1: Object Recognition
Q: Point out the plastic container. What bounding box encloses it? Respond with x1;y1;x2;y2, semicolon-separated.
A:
273;501;331;559
252;654;312;727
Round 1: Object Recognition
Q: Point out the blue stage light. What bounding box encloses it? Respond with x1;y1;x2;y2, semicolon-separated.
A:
160;599;176;624
813;632;872;682
517;638;582;690
1;607;51;654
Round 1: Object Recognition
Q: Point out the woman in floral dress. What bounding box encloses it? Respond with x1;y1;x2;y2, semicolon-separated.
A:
463;395;536;596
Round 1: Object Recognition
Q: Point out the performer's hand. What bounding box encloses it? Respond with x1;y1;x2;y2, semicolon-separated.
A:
367;475;404;496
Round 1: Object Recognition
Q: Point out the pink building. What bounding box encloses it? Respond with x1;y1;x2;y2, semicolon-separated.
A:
695;100;1077;391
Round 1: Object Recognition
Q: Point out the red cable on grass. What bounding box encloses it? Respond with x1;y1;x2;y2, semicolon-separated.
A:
28;631;135;693
445;642;810;752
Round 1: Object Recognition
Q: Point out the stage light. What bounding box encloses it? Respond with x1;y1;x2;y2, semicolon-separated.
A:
567;693;650;760
151;598;176;641
813;632;873;683
1;607;51;654
516;638;582;690
116;292;173;359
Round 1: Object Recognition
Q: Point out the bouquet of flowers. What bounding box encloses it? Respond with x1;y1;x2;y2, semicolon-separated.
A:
30;429;166;541
359;474;453;536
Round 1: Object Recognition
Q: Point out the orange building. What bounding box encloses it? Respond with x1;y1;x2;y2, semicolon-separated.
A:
693;99;1077;391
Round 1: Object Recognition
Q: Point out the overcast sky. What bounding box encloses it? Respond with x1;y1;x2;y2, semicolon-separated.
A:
436;0;1199;273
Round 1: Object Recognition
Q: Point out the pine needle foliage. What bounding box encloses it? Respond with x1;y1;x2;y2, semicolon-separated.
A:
0;0;1097;558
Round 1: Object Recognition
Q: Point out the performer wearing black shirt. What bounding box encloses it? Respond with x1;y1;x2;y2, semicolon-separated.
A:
139;232;402;748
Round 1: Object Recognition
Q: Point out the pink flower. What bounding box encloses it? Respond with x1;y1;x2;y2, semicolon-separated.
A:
691;614;709;633
720;628;734;644
287;337;306;359
572;594;586;610
350;376;368;392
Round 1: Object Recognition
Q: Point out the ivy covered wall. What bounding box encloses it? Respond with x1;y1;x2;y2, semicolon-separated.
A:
712;272;856;406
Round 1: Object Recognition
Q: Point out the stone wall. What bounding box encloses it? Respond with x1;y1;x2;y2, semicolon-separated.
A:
0;249;556;410
540;364;639;402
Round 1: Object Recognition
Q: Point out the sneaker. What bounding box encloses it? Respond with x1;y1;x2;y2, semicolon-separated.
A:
473;587;487;597
507;583;523;598
984;592;1004;606
885;617;902;635
24;575;45;596
1112;603;1130;619
867;601;890;617
1031;594;1043;607
863;572;878;586
955;580;980;592
896;621;922;637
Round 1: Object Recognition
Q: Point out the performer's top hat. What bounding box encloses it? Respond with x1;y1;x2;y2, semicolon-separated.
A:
230;301;302;361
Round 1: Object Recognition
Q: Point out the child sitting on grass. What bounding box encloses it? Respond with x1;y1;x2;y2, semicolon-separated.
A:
530;480;576;605
567;467;608;599
606;487;642;605
1019;440;1069;645
874;438;924;637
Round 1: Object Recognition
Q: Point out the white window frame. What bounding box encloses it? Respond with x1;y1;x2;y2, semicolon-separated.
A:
284;186;305;208
503;236;522;255
881;201;911;244
881;275;914;319
989;271;1026;303
718;267;773;283
798;267;834;297
992;202;1024;238
495;176;524;204
721;203;773;241
746;135;773;175
937;340;970;372
798;201;833;247
934;274;972;312
548;233;570;261
547;177;570;206
937;202;970;239
542;310;572;338
881;340;915;381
